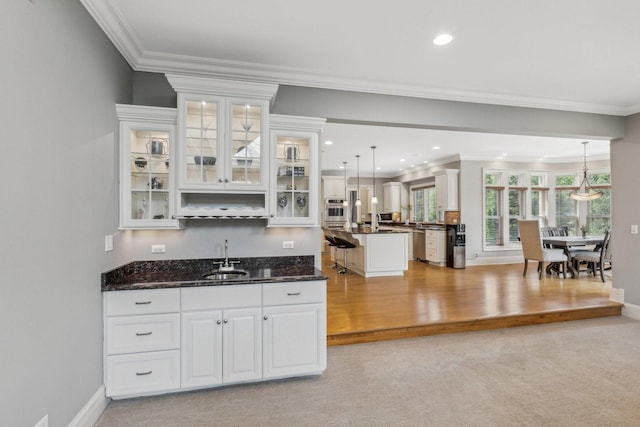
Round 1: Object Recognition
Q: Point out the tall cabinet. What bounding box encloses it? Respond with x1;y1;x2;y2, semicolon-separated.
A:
116;104;179;229
434;169;459;220
166;75;278;218
269;115;326;227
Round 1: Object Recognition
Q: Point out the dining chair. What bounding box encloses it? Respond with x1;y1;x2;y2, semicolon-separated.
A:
518;220;568;279
571;230;612;282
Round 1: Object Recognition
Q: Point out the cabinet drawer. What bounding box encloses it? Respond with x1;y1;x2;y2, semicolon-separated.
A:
106;288;180;316
181;284;261;311
106;350;180;398
263;281;326;306
107;313;180;355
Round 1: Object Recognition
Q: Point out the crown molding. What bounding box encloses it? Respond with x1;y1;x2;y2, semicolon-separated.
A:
81;0;634;117
270;115;326;132
115;104;177;123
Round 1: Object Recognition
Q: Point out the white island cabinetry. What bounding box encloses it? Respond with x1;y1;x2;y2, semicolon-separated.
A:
330;230;409;277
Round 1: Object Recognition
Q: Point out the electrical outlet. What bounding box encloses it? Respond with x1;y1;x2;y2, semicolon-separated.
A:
474;252;479;258
631;225;638;235
151;244;166;253
105;235;113;252
283;241;294;249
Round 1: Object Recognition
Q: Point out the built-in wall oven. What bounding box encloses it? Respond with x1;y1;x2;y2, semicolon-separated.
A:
324;198;346;228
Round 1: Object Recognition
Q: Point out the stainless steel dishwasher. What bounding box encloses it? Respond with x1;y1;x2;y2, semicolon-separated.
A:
413;229;425;261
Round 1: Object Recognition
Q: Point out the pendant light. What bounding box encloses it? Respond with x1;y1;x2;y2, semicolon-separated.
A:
342;161;348;207
570;141;603;201
355;155;362;207
371;146;378;204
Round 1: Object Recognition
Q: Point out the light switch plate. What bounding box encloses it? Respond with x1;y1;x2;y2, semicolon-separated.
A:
283;241;294;249
104;235;113;252
631;225;638;234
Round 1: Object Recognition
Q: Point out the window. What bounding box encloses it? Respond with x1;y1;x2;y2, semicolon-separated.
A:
484;173;503;246
530;174;548;225
508;175;526;243
412;186;436;223
586;173;611;234
555;174;578;234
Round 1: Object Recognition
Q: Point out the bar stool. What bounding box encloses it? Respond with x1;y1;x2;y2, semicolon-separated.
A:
332;236;356;274
324;235;339;269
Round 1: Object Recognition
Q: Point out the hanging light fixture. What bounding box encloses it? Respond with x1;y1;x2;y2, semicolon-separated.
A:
371;146;378;204
342;162;348;206
570;141;603;201
355;155;362;207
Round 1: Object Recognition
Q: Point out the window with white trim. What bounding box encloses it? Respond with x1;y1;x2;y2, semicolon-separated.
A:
412;185;437;222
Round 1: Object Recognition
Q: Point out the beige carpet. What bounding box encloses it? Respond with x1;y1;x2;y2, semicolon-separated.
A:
95;317;640;426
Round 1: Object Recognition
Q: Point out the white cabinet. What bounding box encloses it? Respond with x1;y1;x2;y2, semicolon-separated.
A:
269;115;326;227
434;169;459;219
262;281;327;379
167;75;277;192
322;176;345;199
383;182;401;213
105;280;326;399
181;285;262;389
116;104;179;229
425;229;446;265
104;289;181;398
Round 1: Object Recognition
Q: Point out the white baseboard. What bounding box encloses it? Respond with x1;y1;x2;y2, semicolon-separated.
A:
622;302;640;320
68;385;110;427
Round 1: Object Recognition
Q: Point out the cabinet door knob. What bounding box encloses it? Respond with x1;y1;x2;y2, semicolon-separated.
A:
225;178;229;183
223;319;228;324
216;320;222;325
218;178;224;183
264;315;268;320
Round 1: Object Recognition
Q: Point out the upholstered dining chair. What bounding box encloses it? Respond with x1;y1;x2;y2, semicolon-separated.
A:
571;229;612;282
518;220;568;279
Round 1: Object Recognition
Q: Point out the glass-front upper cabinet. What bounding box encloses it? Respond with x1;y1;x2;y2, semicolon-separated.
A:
168;75;277;193
116;104;179;229
269;115;326;227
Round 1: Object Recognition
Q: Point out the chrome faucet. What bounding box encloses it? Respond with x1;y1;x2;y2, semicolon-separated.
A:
215;239;239;271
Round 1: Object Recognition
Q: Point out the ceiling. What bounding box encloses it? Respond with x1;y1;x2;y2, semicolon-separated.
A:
82;0;628;175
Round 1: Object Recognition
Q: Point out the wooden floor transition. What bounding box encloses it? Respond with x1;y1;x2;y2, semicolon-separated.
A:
323;253;621;346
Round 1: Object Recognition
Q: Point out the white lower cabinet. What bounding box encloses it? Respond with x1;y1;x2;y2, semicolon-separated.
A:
105;280;326;399
263;303;326;379
181;307;262;388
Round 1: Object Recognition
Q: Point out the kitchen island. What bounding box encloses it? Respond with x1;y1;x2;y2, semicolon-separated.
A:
102;256;327;400
326;228;409;277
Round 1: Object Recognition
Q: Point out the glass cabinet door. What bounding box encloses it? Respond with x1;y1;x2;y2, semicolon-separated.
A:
229;102;263;186
274;135;311;221
129;129;171;222
269;114;325;227
183;98;222;186
117;103;178;229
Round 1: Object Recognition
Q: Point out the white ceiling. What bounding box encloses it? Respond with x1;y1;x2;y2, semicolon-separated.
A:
82;0;626;175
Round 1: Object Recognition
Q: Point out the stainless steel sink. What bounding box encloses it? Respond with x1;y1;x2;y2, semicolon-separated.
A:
202;270;248;280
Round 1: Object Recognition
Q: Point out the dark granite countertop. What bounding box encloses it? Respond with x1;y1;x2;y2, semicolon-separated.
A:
102;256;326;292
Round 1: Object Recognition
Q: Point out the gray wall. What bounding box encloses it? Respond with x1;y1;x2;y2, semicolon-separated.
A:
611;114;640;305
0;1;132;426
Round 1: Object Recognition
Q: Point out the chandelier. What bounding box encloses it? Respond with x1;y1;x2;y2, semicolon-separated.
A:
570;141;603;201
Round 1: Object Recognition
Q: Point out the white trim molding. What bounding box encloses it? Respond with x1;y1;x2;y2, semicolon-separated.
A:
622;303;640;320
68;385;110;427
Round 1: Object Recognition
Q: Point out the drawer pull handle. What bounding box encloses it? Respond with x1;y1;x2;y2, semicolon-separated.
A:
135;301;152;305
136;370;152;376
287;292;301;296
136;331;152;336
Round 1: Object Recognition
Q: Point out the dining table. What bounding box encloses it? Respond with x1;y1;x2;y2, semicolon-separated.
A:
542;235;604;277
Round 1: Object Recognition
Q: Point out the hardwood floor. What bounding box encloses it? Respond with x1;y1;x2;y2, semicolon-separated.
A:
323;254;621;346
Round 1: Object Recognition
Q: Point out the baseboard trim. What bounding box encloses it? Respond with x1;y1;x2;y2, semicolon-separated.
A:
68;385;109;427
622;302;640;320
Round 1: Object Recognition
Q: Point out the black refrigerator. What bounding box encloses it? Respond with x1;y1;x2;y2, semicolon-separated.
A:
446;224;466;269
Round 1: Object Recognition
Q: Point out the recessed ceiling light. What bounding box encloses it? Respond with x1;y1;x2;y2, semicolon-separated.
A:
325;140;333;145
339;165;344;169
376;167;381;170
433;146;440;150
433;33;453;46
410;164;415;167
423;160;428;163
400;158;406;162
